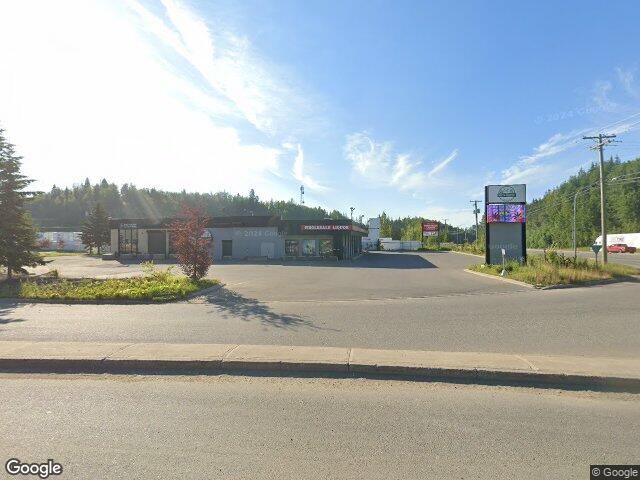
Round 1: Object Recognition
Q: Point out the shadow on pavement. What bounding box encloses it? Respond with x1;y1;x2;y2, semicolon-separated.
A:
110;252;437;270
0;300;24;330
352;253;436;269
211;252;437;269
202;288;334;332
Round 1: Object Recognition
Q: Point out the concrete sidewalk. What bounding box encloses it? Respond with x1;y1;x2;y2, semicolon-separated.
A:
0;341;638;392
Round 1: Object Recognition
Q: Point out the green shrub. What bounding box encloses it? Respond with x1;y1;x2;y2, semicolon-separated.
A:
0;274;218;302
450;243;485;255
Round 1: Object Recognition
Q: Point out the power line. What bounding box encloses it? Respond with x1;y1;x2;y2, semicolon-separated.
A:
582;133;616;263
527;174;639;218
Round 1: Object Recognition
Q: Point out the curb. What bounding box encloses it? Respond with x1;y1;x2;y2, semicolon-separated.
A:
0;342;638;393
537;276;640;290
463;269;535;289
464;269;639;290
0;283;224;305
448;250;484;258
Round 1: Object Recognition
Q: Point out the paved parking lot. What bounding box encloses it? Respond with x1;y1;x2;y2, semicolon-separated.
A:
6;251;638;357
31;251;522;301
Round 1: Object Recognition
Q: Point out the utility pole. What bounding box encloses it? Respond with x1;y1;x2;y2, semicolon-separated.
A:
582;133;616;264
443;219;448;242
573;191;579;262
470;200;481;244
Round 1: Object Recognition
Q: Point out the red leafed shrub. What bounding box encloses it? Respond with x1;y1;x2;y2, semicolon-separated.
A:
38;237;52;250
169;205;212;280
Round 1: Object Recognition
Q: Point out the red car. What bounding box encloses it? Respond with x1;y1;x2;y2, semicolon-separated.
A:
607;243;637;253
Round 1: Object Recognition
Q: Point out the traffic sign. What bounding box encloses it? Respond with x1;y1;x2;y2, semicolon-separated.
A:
591;244;602;254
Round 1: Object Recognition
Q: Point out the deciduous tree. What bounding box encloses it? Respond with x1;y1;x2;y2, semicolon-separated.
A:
169;205;211;280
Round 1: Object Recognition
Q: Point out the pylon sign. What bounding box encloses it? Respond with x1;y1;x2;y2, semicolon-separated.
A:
422;221;439;237
485;184;527;264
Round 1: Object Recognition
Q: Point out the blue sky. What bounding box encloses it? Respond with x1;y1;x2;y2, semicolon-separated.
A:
1;0;640;226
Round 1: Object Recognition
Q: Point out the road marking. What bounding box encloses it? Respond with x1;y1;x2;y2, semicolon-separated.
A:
514;355;539;371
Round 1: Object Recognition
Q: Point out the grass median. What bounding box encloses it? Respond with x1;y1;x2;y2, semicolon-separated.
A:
469;251;639;287
0;263;219;302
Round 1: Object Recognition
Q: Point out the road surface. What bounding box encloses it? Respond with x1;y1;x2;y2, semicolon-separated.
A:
0;374;637;479
2;252;639;357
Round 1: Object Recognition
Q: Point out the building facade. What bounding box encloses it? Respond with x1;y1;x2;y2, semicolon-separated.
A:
109;216;367;261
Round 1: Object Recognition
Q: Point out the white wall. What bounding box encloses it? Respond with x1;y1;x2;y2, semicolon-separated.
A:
380;240;421;251
38;231;85;251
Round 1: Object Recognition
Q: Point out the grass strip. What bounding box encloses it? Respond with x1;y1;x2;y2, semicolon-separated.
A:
469;252;638;287
0;276;219;302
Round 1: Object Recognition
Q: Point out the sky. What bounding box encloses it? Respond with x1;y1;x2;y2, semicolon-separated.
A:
1;0;640;226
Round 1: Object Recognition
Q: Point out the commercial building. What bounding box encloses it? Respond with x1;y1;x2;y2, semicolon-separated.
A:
109;216;367;261
361;217;380;250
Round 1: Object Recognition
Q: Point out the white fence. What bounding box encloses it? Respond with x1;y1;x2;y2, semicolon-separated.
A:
37;232;85;251
380;240;421;251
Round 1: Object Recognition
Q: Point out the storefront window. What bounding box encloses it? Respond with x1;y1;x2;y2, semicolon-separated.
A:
119;227;138;254
319;239;333;256
285;240;299;256
301;239;317;256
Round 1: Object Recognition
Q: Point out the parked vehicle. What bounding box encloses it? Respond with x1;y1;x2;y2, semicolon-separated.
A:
607;243;637;253
595;233;640;249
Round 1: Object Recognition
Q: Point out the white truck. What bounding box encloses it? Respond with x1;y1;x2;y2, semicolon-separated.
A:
594;233;640;249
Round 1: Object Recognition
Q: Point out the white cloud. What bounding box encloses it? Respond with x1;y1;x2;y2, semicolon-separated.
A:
288;143;329;192
500;111;640;186
501;129;587;185
128;0;317;136
344;132;394;184
428;149;458;177
616;66;638;98
0;0;320;198
592;80;617;111
344;131;456;192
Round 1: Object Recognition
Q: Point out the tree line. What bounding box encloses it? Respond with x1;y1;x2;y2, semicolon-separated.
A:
376;212;475;244
28;181;347;229
526;156;640;248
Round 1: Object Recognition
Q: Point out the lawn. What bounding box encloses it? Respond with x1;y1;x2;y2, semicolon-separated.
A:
469;251;639;287
0;273;219;302
450;243;485;255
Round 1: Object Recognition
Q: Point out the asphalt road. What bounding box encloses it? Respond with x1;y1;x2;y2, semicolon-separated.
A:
2;252;639;357
0;374;637;479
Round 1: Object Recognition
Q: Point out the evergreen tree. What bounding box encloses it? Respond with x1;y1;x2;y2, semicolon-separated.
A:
80;203;110;254
0;129;45;278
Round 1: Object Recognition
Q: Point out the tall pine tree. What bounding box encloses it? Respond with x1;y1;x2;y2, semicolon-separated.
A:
80;203;110;254
0;129;45;278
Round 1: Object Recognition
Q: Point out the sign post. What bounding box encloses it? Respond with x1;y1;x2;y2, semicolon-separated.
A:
591;244;602;267
421;221;439;249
